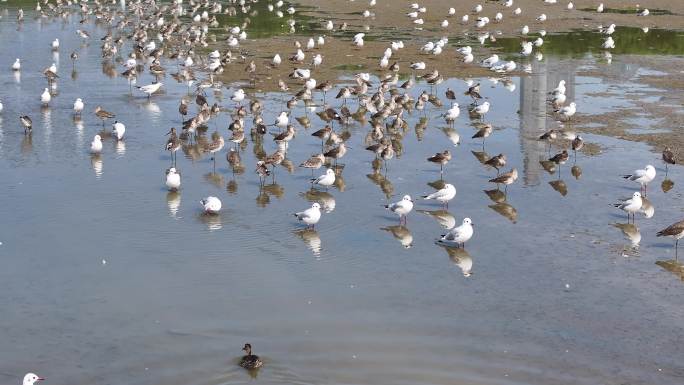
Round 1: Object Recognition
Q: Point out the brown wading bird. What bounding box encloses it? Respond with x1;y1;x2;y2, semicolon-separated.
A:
658;220;684;260
427;150;451;174
663;147;675;173
94;106;115;127
489;168;518;193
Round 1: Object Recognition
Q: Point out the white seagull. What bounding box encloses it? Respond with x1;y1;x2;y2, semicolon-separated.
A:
112;121;126;140
437;218;474;248
423;183;457;207
294;202;322;228
311;168;336;189
165;167;181;191
137;82;163;98
385;195;414;223
201;196;222;214
623;165;656;192
614;192;642;222
90;134;103;154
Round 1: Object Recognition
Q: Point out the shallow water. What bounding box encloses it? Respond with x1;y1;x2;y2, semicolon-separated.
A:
1;5;684;385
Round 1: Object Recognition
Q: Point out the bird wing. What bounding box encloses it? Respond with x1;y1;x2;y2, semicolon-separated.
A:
427;188;447;199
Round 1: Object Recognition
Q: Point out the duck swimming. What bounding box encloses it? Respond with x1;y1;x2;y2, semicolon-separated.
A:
239;343;263;370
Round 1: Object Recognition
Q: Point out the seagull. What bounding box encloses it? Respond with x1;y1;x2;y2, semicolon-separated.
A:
201;196;222;214
423;183;457;208
231;88;245;105
657;220;684;260
385;195;414;224
23;373;44;385
166;167;181;191
112;121;126;140
90;134;103;154
12;58;21;71
437;218;474;248
311;168;336;189
614;192;642;223
40;88;51;106
623;165;656;193
555;102;576;120
597;3;604;13
137;82;163;98
638;9;649;16
73;98;84;115
51;38;59;50
472;101;490;118
294;202;322;229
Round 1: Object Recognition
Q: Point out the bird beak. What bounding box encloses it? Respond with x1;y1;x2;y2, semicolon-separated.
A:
37;378;45;381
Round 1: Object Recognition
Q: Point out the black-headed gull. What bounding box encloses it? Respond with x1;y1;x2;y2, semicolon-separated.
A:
385;195;414;224
437;218;474;248
294;202;322;228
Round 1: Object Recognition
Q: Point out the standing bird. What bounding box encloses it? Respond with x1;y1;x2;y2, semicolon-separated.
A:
657;220;684;260
427;150;451;174
22;374;44;385
484;153;506;173
311;168;336;190
136;82;163;98
166;127;181;165
90;134;103;154
20;115;32;134
200;196;222;214
239;344;263;370
423;183;457;208
437;218;474;248
385;195;414;224
293;202;322;229
489;168;518;192
112;121;126;140
663;147;675;173
73;98;84;116
572;135;584;160
40;88;51;106
614;192;642;223
165;167;181;191
299;153;325;175
94;106;115;127
622;165;656;194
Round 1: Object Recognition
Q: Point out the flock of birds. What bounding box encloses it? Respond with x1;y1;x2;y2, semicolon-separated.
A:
1;0;682;375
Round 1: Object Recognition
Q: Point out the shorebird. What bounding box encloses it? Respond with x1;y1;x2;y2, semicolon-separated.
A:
90;134;103;154
204;132;225;171
20;115;32;134
165;167;181;191
623;165;656;194
40;88;51;106
255;160;271;185
311;168;336;190
657;220;684;260
293;202;322;229
136;82;163;98
423;183;457;208
385;195;413;224
166;127;181;165
324;142;348;167
112;121;126;141
300;153;325;175
73;98;84;116
427;150;451;174
484;153;506;173
12;58;21;71
663;147;675;173
200;196;222;214
437;218;474;248
239;344;264;370
489;168;518;192
94;106;115;127
614;192;642;223
572;136;584;159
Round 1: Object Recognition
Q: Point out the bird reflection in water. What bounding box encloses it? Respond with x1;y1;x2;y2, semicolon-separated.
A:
255;189;270;208
166;191;181;218
417;209;456;230
471;149;490;165
483;189;517;223
262;182;284;200
640;196;655;219
655;260;684;281
301;190;335;213
380;225;413;249
612;223;641;253
662;178;675;193
199;212;222;231
548;179;568;196
115;140;126;157
294;228;321;257
571;164;582;180
204;172;224;188
90;154;103;178
366;170;393;199
438;244;473;277
21;132;33;155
